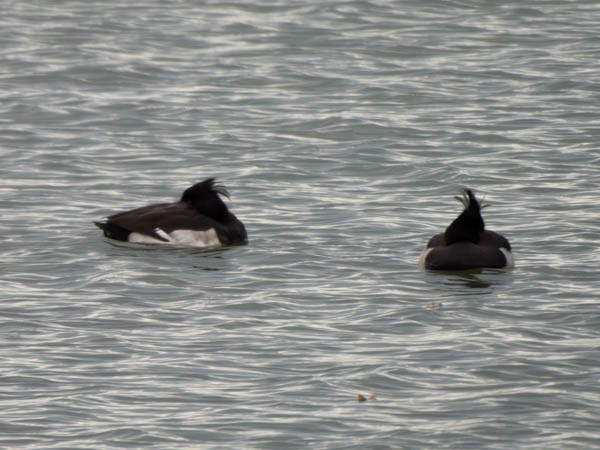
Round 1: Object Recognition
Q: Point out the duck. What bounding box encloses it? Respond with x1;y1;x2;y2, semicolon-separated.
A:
94;178;247;247
419;189;513;270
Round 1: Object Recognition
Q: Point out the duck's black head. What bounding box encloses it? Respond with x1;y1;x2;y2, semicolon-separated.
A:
444;188;486;245
181;178;230;221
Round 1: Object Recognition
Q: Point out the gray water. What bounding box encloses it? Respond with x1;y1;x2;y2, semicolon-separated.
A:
1;1;599;448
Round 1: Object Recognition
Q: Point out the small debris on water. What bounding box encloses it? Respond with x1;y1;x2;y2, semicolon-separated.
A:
425;302;443;310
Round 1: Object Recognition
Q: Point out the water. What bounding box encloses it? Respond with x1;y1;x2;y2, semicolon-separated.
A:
1;1;599;448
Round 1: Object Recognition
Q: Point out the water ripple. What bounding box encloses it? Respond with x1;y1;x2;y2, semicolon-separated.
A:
1;0;600;449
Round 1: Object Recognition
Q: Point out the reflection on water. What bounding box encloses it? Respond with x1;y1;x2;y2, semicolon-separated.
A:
445;271;498;289
424;269;515;294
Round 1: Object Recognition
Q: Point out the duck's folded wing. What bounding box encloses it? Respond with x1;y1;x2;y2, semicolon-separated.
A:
480;230;511;251
107;202;221;237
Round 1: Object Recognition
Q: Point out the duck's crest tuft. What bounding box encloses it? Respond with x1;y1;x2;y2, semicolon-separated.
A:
181;178;229;202
444;188;485;245
180;178;230;221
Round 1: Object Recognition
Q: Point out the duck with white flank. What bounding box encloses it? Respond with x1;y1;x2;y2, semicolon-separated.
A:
94;178;247;247
419;189;513;270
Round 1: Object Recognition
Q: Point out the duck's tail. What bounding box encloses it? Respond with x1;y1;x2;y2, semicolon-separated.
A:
94;221;130;241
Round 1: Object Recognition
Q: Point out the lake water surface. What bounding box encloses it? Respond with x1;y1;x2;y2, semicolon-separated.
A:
1;1;599;448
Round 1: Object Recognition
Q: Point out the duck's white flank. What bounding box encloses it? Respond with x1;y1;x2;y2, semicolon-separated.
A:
418;247;432;269
128;228;221;247
499;248;514;268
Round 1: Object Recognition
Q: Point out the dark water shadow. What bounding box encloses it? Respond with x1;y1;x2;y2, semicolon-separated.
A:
423;267;513;296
